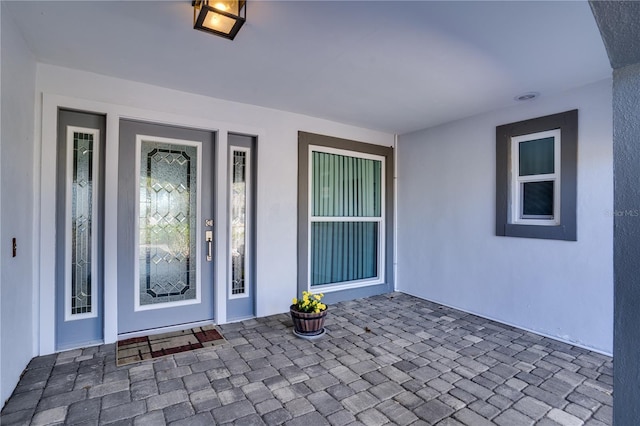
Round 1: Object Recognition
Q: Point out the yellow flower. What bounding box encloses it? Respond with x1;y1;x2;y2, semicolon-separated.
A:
292;291;328;313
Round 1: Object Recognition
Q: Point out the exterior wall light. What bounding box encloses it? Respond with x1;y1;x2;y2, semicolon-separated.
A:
193;0;246;40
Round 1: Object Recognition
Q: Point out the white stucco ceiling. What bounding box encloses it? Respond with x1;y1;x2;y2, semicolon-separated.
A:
4;0;611;134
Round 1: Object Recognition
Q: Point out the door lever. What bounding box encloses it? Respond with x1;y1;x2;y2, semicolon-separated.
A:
205;230;213;261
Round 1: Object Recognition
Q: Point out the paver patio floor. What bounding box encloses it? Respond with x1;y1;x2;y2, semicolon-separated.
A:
0;293;613;425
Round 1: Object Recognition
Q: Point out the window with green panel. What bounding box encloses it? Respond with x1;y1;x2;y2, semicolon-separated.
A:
309;148;384;288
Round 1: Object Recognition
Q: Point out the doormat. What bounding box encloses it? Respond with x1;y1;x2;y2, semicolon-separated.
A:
116;325;226;367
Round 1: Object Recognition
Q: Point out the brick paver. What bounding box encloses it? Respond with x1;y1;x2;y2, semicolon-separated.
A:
0;293;613;425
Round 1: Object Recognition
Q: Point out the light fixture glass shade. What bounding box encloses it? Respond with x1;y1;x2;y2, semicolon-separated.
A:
193;0;246;40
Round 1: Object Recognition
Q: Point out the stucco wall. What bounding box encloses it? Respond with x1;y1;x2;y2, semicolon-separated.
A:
1;3;37;406
397;80;613;354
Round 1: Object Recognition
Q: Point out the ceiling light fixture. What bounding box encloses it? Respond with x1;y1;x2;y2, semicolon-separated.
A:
514;92;540;102
193;0;246;40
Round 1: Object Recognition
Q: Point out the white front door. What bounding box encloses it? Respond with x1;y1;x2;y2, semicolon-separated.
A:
117;120;215;334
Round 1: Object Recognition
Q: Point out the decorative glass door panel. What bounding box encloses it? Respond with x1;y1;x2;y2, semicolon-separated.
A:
137;140;200;309
68;128;99;319
56;110;105;350
227;134;255;321
118;120;214;334
230;148;248;298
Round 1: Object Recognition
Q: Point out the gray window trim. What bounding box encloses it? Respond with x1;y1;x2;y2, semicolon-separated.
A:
298;131;394;305
496;109;578;241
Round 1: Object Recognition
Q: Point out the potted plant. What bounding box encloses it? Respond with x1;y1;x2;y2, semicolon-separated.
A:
290;291;328;337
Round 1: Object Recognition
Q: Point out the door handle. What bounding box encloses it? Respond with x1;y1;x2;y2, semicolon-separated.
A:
205;230;213;261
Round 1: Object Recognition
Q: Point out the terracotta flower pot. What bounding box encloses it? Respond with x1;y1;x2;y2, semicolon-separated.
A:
290;305;328;336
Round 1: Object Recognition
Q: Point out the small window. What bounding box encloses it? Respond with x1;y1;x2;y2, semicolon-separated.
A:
496;110;577;241
511;130;561;225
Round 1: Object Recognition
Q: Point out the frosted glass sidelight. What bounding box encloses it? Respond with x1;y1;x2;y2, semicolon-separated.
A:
71;132;94;315
231;150;247;296
139;141;198;306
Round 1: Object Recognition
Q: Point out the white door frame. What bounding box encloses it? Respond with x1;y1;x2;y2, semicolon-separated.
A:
38;93;263;354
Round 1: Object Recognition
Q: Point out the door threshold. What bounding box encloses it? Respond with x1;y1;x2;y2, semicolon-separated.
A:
227;315;256;323
118;320;216;339
56;339;105;352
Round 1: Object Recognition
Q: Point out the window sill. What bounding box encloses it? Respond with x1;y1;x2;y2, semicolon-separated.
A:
502;223;576;241
310;278;384;293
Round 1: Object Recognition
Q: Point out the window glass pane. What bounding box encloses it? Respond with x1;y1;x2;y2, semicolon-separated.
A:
311;222;378;286
139;141;198;305
522;181;554;217
519;137;554;176
312;152;381;217
231;150;247;296
71;132;94;315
